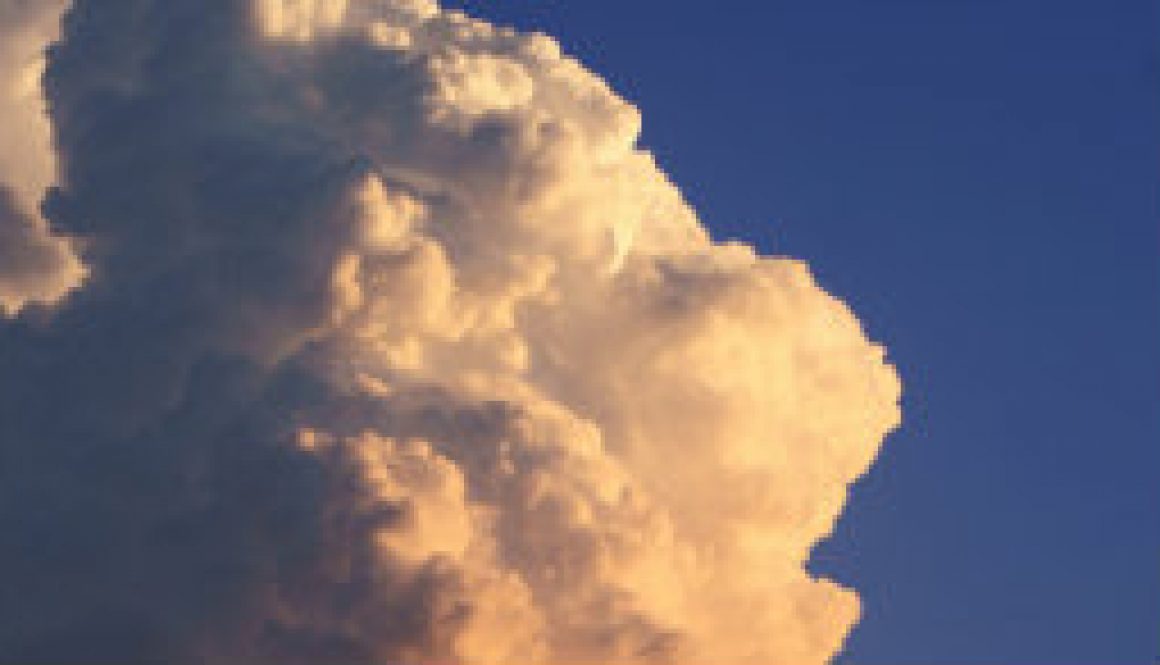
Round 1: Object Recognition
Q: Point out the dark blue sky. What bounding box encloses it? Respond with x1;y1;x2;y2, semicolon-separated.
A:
444;2;1160;662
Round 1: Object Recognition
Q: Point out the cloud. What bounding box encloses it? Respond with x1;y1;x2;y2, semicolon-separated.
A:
0;185;81;315
0;0;64;203
0;1;901;663
0;0;84;314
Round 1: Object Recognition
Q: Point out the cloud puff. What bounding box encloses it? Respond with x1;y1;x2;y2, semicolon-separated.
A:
0;0;64;202
0;184;81;314
0;1;901;663
0;0;84;314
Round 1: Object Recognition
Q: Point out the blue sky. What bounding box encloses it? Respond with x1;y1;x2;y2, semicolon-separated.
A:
444;1;1160;662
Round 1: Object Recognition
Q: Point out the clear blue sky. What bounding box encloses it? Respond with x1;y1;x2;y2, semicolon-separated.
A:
444;1;1160;662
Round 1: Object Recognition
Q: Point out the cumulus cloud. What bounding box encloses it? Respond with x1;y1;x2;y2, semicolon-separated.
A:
0;185;80;314
0;0;84;314
0;0;64;202
0;0;901;663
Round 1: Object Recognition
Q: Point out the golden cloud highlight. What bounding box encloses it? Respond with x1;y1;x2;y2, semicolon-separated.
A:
0;1;900;663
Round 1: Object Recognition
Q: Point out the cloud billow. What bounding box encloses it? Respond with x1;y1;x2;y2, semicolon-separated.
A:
0;1;901;663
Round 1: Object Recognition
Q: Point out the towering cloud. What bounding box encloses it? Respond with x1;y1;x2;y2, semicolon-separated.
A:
0;1;901;663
